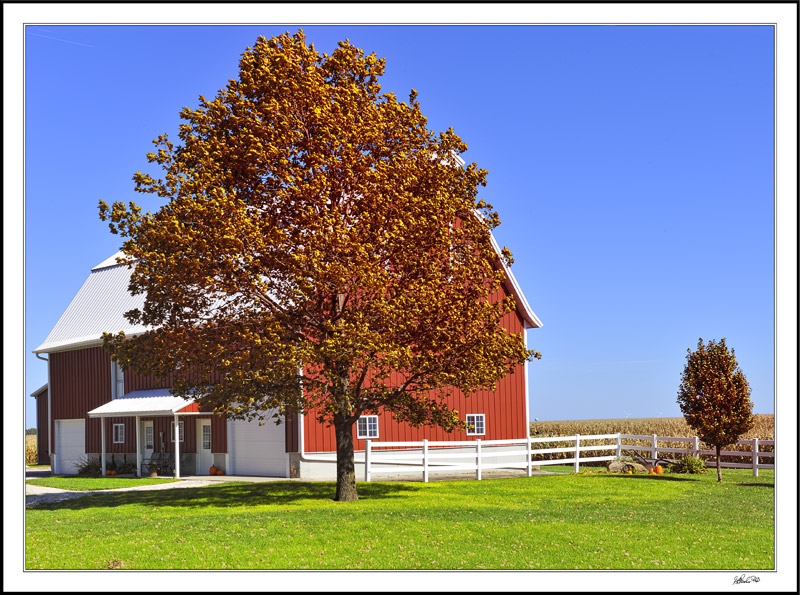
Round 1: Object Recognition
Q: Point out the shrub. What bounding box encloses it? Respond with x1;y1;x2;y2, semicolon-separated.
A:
669;455;707;474
76;456;103;476
116;454;137;475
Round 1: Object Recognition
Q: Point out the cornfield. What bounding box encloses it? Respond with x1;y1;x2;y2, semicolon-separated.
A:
529;414;775;465
26;434;38;465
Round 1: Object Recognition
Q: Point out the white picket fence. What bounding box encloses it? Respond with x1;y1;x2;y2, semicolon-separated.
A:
363;433;775;482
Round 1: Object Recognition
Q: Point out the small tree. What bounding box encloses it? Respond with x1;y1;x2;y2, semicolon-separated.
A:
676;338;754;482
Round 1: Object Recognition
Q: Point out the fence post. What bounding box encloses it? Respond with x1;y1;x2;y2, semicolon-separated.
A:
365;439;371;482
616;433;622;459
423;439;429;483
693;436;699;457
476;439;482;481
574;434;580;473
526;436;533;477
752;438;759;477
652;434;658;460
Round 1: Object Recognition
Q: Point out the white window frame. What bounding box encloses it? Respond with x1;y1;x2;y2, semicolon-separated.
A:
145;424;154;450
202;423;212;450
112;423;125;444
466;414;486;436
356;415;379;439
110;360;125;400
170;421;185;442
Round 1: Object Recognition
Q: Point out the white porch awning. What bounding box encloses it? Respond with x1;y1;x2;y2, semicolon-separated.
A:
87;389;196;418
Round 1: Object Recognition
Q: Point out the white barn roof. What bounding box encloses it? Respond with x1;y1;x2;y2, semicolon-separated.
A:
33;254;149;354
34;238;541;354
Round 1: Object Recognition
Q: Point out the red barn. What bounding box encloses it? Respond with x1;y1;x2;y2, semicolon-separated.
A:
32;241;541;479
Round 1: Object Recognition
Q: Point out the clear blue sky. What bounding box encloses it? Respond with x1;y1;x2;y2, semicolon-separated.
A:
24;24;776;427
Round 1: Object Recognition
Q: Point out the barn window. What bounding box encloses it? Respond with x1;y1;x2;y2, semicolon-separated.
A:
110;360;125;399
112;423;125;444
170;421;185;442
202;423;212;450
145;425;154;449
356;415;379;439
466;414;485;436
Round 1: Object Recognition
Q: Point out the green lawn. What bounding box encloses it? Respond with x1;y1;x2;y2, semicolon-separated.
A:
25;469;774;570
27;476;180;491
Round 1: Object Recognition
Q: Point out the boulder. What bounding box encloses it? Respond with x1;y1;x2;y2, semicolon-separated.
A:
607;459;649;474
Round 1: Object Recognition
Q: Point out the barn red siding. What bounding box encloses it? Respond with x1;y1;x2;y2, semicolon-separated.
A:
284;413;299;453
49;346;228;454
302;282;528;452
124;367;227;452
50;346;112;455
211;415;227;453
136;415;202;454
35;391;50;464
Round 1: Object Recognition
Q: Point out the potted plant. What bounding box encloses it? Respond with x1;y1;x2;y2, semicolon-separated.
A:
148;463;160;478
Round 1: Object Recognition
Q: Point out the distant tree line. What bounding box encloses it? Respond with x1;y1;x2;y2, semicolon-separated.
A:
26;428;37;435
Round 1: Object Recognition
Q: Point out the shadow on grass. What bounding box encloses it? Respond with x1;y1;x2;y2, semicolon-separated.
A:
29;480;422;512
735;482;774;488
589;474;700;483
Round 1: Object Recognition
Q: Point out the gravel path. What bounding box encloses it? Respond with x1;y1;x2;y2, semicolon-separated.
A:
25;475;220;507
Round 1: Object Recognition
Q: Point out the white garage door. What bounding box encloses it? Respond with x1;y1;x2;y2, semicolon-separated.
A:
55;419;85;475
230;416;287;477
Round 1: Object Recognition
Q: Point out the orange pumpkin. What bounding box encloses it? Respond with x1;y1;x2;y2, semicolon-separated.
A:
111;470;117;476
216;469;224;476
105;470;112;476
209;465;217;476
649;468;655;474
654;465;663;475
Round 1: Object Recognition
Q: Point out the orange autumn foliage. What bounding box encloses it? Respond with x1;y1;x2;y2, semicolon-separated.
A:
99;31;537;501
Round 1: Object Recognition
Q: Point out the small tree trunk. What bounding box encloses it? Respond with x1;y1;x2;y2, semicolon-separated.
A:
333;413;358;502
715;444;722;482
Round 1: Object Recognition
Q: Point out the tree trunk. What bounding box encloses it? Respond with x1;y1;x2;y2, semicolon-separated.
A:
715;444;722;482
333;413;358;501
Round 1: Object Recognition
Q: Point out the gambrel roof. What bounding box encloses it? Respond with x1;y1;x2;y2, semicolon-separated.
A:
33;252;148;354
34;235;541;354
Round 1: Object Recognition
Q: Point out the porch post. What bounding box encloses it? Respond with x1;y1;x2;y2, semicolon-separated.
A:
135;415;141;478
174;414;181;479
101;418;106;476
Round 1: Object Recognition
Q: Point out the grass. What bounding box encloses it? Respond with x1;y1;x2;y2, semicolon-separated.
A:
26;476;180;491
25;468;773;570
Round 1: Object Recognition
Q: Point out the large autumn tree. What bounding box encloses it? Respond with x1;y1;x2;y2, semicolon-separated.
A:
676;338;754;482
99;31;538;501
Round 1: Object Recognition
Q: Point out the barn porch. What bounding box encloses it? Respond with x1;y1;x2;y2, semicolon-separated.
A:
87;389;223;479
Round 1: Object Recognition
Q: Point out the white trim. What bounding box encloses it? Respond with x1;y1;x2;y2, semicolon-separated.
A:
135;416;141;477
101;419;106;475
112;423;125;444
357;415;379;439
110;360;125;400
174;414;181;479
523;320;531;438
170;421;185;442
29;383;48;398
